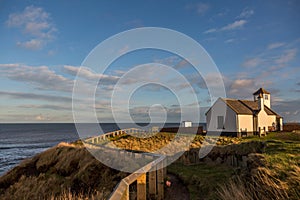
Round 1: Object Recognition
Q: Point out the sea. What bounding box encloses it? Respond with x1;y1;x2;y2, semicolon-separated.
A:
2;122;206;176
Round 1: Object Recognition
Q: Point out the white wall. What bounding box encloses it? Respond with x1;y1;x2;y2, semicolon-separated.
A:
257;109;276;131
237;115;253;132
263;94;271;108
206;98;237;132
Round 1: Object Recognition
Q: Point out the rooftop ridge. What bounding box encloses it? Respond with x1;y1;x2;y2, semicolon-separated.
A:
253;88;270;95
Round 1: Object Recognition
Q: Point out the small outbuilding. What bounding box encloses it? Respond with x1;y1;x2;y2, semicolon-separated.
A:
181;121;192;128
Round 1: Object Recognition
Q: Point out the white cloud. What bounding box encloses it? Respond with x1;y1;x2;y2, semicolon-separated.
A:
221;20;247;31
154;56;190;69
6;5;56;50
267;42;285;50
0;63;73;92
204;20;247;34
0;91;72;103
18;104;71;111
275;48;297;64
186;2;210;15
229;79;257;98
231;79;255;89
203;28;217;34
242;57;262;68
64;65;119;85
35;114;46;121
237;8;254;18
195;3;210;15
17;39;43;50
272;99;300;122
224;38;235;43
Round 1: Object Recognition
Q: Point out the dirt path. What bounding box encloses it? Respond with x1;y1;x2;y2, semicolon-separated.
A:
164;173;190;200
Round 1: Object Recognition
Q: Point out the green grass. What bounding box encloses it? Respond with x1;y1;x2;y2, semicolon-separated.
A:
243;131;300;142
168;163;235;200
243;132;300;171
168;132;300;199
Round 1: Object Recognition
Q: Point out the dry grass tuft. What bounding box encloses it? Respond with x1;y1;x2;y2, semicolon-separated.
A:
217;176;253;200
217;165;300;200
0;145;127;200
49;189;105;200
57;141;83;148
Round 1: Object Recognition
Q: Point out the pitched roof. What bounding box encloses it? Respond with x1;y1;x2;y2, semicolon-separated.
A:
221;99;253;114
253;88;270;95
240;100;259;111
221;98;281;117
264;106;281;117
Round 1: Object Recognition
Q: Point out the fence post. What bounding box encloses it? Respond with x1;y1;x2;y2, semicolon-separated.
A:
163;158;167;177
122;184;129;200
157;161;164;200
149;170;157;198
137;173;146;200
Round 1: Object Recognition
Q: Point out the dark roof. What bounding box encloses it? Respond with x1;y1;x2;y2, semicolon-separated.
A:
221;98;281;117
222;99;253;115
264;106;281;117
253;88;270;95
240;100;259;111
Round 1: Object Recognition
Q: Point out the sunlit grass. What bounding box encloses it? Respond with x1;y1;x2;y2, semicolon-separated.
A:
167;132;300;200
168;163;234;200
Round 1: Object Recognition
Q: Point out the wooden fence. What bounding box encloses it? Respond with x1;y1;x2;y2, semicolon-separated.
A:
109;155;166;200
84;128;148;144
83;128;167;200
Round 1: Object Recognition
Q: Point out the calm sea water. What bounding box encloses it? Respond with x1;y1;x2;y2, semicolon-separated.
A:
0;123;188;176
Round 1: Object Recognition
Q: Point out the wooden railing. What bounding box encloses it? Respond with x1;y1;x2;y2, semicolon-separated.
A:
83;128;167;200
84;128;147;144
109;154;166;200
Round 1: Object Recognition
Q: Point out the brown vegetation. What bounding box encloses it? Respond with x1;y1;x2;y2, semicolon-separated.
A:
1;132;298;200
0;142;128;200
107;132;242;153
217;164;300;200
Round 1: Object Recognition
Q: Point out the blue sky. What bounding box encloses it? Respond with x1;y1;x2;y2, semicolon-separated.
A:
0;0;299;123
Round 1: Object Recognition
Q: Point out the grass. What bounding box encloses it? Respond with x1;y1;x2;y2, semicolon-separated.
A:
1;131;299;199
243;132;300;171
217;169;291;200
168;163;235;200
222;132;299;199
49;189;106;200
168;132;300;200
0;144;128;200
243;131;300;142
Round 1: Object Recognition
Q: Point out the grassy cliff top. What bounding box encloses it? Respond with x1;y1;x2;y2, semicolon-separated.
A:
0;143;128;200
0;132;299;200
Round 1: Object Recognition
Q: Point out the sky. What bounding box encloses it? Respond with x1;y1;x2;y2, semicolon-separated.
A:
0;0;300;123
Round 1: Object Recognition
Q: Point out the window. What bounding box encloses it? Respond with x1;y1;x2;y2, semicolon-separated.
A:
217;116;224;129
264;95;268;100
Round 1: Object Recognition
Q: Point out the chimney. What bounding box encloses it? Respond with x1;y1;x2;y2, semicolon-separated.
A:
258;93;264;111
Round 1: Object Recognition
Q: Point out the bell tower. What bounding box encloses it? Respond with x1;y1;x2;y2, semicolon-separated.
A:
253;88;271;108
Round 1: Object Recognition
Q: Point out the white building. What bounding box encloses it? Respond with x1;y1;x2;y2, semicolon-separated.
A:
206;88;283;137
181;121;192;127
